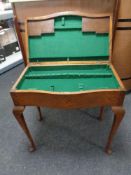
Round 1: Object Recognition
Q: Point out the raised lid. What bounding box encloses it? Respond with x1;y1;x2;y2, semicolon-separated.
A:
26;12;111;62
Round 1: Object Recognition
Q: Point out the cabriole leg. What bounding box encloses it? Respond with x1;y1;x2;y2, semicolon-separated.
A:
98;107;104;121
105;106;125;154
37;106;43;121
13;106;36;152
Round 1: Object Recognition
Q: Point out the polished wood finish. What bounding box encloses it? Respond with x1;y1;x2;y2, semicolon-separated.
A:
98;107;104;121
105;106;125;154
113;0;131;90
13;4;27;65
13;106;36;151
113;30;131;79
82;18;109;33
14;0;115;21
37;107;43;121
122;79;131;91
28;19;54;36
117;21;131;27
10;11;125;154
28;11;110;20
11;89;125;109
118;0;131;19
112;0;119;47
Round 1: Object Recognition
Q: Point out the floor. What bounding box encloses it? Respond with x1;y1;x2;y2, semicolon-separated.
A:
0;64;131;175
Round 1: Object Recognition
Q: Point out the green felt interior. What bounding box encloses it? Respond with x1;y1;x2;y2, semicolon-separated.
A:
16;65;120;92
29;16;109;62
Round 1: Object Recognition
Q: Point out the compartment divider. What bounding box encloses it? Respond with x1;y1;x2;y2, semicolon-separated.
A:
25;72;112;79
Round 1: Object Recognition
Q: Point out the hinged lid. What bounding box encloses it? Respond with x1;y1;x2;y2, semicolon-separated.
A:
25;12;112;63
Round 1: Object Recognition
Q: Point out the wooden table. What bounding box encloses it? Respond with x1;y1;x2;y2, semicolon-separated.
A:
10;11;126;154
